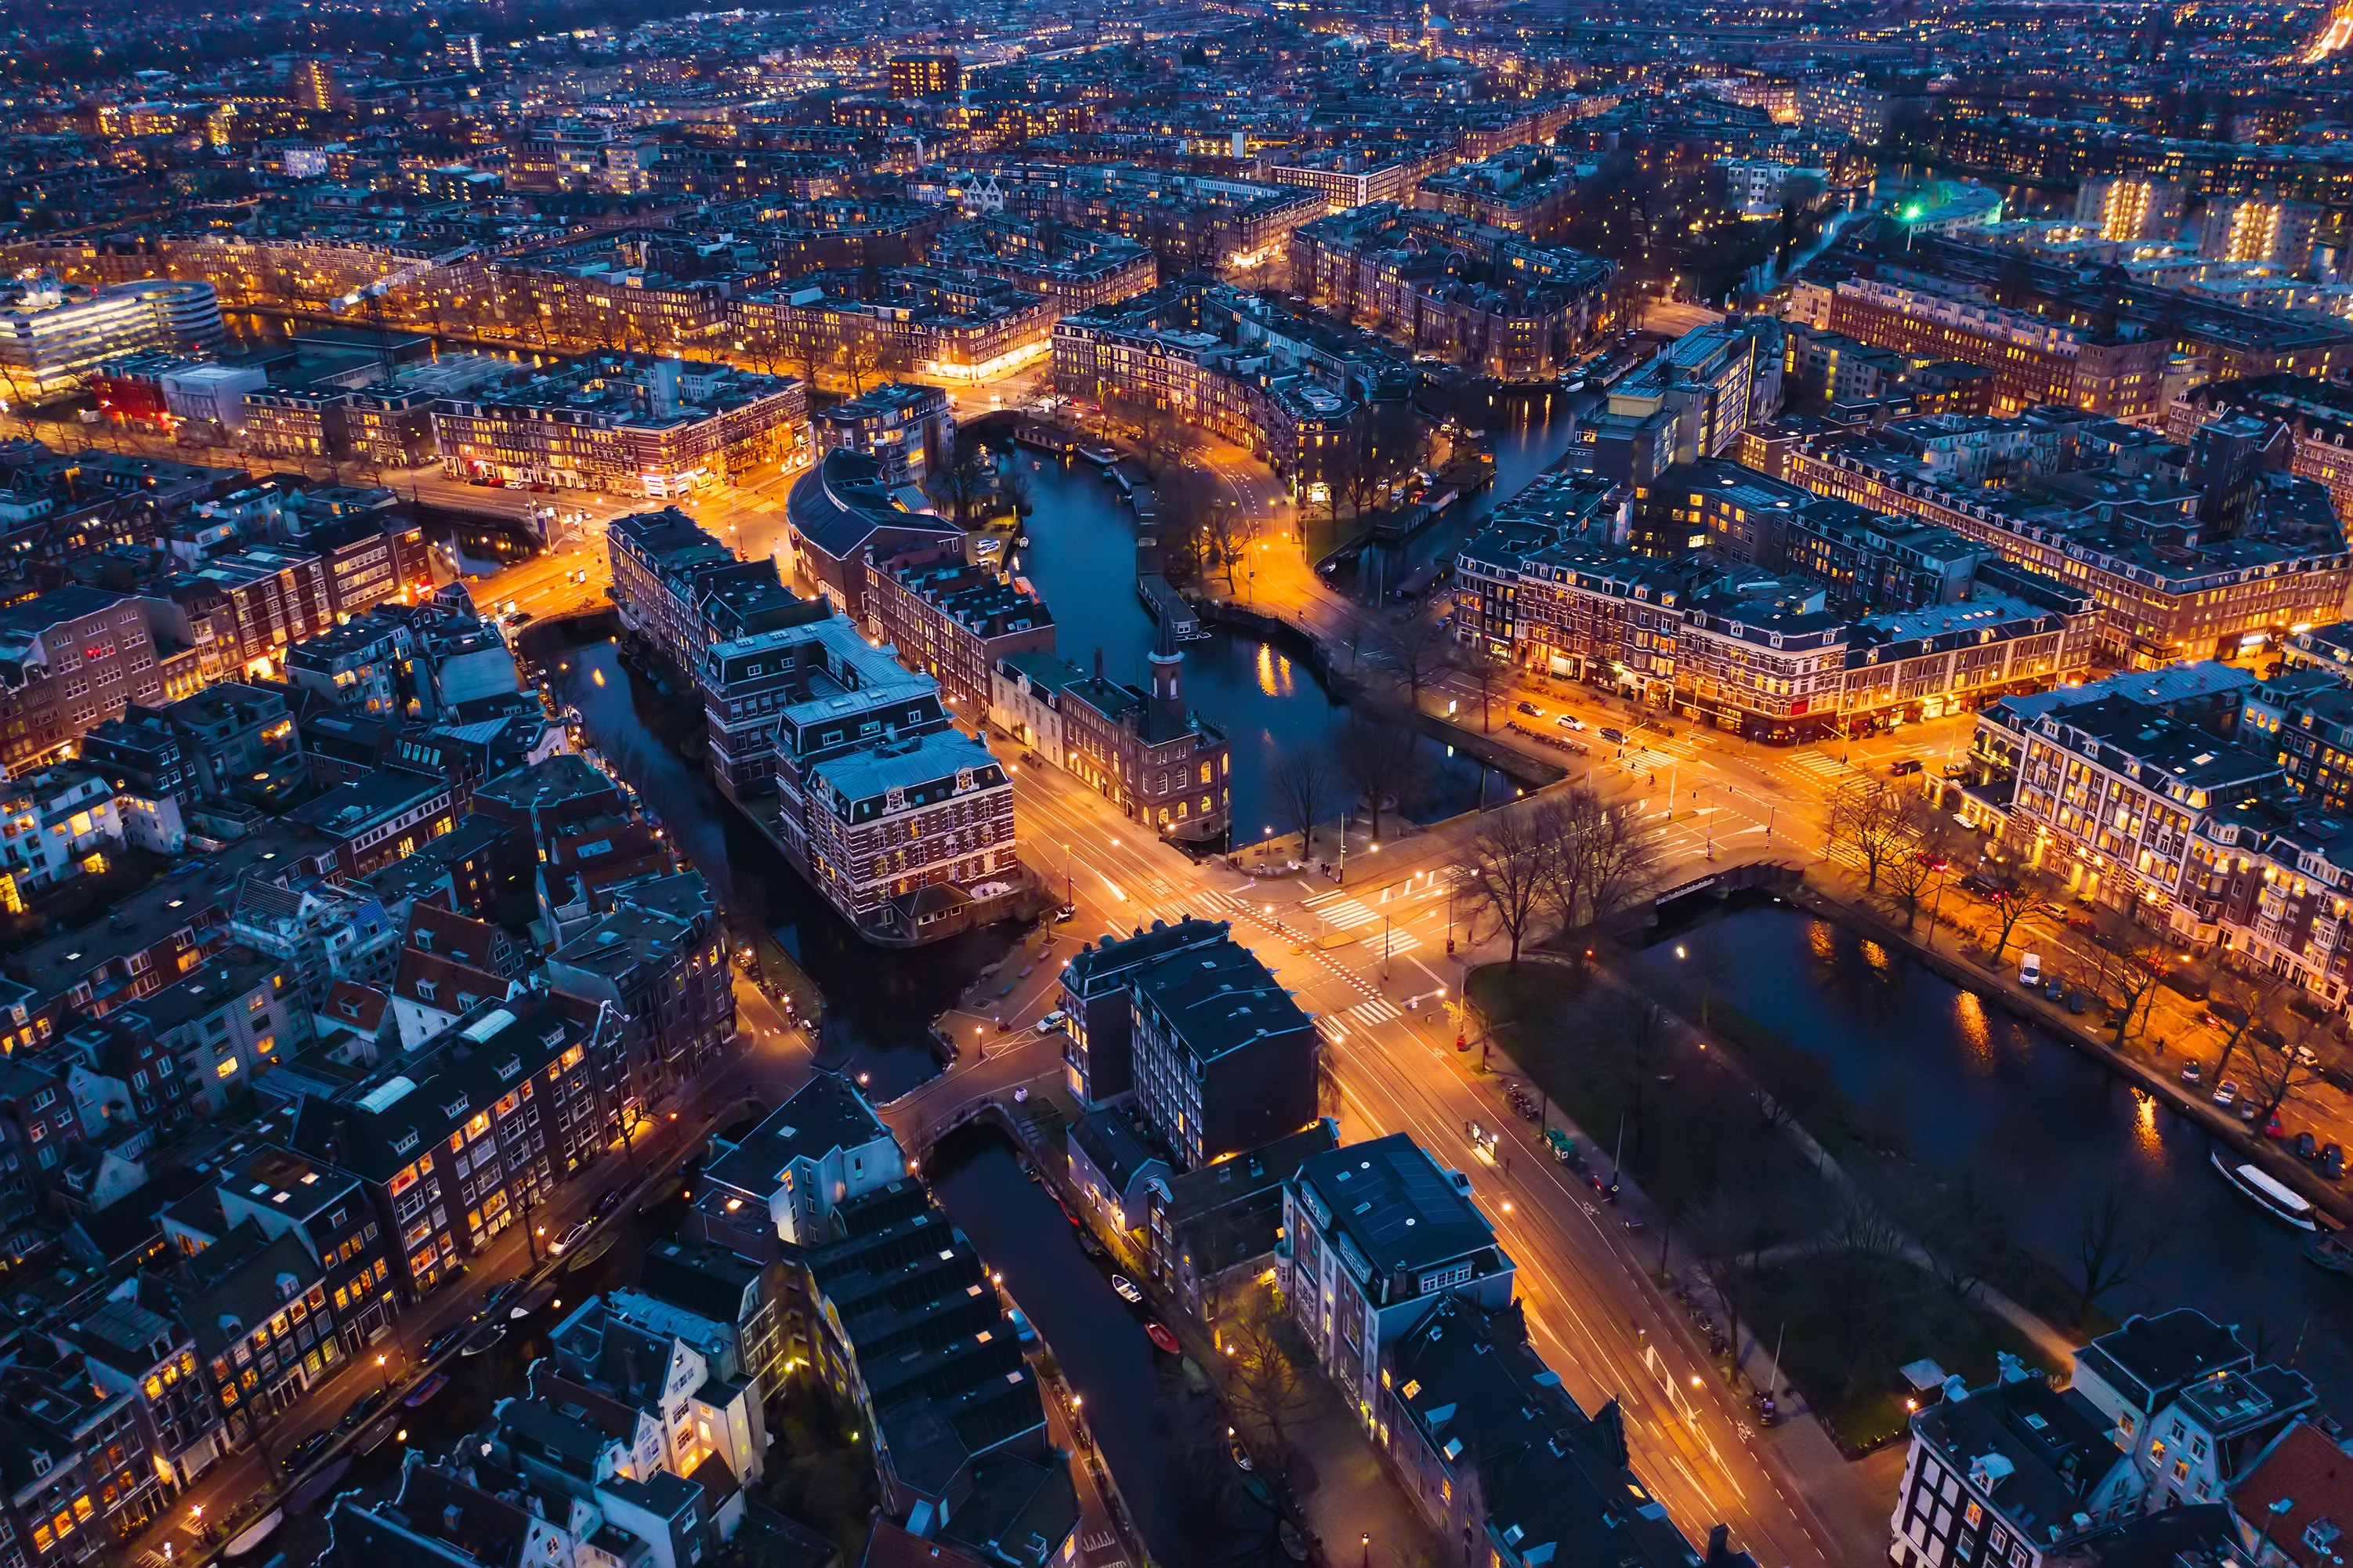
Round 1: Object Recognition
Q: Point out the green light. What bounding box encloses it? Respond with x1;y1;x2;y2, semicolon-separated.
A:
1902;205;1923;220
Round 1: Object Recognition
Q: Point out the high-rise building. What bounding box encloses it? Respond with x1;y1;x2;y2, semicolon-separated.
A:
2074;177;2185;243
2198;196;2321;269
291;56;341;114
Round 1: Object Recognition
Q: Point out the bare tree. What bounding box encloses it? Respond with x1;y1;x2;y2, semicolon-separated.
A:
1216;1291;1312;1483
1465;798;1550;969
1812;1193;1909;1401
1381;614;1453;711
1596;995;1676;1162
2245;1016;2323;1124
1269;748;1341;860
922;439;994;527
2070;1175;2163;1326
1688;1186;1772;1383
2089;909;2171;1049
2206;969;2286;1088
1984;861;2059;965
1544;785;1661;932
1826;780;1915;893
1338;715;1421;842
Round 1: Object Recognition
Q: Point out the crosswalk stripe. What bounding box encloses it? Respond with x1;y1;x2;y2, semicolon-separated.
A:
1362;929;1421;958
1316;899;1378;929
1316;1016;1347;1044
1349;998;1402;1024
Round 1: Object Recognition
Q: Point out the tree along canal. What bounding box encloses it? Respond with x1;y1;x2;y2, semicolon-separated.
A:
1643;900;2353;1403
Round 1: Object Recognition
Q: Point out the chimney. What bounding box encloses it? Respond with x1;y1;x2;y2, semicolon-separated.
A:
1092;646;1104;683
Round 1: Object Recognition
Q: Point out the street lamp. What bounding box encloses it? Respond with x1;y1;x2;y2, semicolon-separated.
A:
376;1353;392;1397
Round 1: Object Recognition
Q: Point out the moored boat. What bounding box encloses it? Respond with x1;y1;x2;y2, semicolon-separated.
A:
2212;1149;2320;1232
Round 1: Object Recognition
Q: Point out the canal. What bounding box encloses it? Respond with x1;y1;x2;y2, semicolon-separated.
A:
927;1121;1267;1566
1647;901;2353;1402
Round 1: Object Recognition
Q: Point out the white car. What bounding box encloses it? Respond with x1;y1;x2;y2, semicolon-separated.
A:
1555;715;1587;730
550;1220;594;1255
1034;1010;1070;1034
2018;953;2042;988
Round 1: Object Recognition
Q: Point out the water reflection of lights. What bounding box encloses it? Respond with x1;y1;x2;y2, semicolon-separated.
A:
1808;921;1836;964
2131;1088;2164;1160
1860;939;1891;975
1254;643;1294;697
1955;990;1993;1074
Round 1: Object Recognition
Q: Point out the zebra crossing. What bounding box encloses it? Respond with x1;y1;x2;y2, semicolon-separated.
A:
1361;925;1421;958
1783;750;1864;784
1303;893;1380;930
1348;998;1402;1025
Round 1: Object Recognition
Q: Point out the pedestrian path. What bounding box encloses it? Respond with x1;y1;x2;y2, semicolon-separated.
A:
1362;926;1421;958
1348;998;1403;1025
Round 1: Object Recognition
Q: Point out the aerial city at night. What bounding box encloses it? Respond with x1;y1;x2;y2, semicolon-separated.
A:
9;0;2353;1565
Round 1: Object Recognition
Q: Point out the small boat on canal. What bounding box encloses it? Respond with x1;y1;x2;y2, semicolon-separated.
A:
2305;1232;2353;1276
403;1372;450;1407
2212;1150;2321;1232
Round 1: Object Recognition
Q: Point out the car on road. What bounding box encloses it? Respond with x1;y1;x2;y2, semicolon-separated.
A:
338;1387;392;1430
2213;1081;2239;1110
1053;904;1077;923
426;1327;470;1361
283;1430;334;1472
1598;726;1625;744
508;610;535;627
1889;759;1924;777
2181;1061;2203;1086
593;1187;625;1219
1515;701;1541;716
1555;715;1587;730
476;1281;524;1321
1034;1009;1069;1034
551;1220;593;1255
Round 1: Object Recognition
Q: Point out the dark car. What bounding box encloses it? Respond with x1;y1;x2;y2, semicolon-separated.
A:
1889;759;1924;777
1599;726;1626;744
2321;1143;2346;1180
338;1387;392;1430
2295;1131;2321;1162
282;1430;334;1472
476;1281;524;1322
426;1327;469;1361
1515;701;1540;716
593;1187;625;1219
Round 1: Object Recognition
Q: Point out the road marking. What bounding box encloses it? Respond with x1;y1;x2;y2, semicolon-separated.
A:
1349;998;1402;1024
1362;927;1421;958
1310;896;1379;929
1316;1016;1348;1043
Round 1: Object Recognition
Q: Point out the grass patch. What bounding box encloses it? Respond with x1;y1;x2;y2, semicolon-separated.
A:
1745;1253;2067;1456
1465;960;1830;1237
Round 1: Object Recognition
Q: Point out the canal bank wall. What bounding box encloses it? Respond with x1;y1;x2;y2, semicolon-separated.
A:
1779;875;2353;1232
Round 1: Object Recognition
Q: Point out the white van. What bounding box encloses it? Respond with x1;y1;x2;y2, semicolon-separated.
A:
2019;953;2042;987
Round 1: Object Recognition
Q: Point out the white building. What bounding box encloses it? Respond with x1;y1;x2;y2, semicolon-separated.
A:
0;761;124;907
699;1075;905;1245
0;276;224;400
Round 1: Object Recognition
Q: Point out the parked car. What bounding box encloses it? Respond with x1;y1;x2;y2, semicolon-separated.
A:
283;1430;334;1472
1515;701;1541;716
2213;1081;2239;1109
593;1187;624;1219
1053;904;1077;923
2181;1061;2203;1086
2018;953;2042;987
552;1220;593;1255
338;1387;393;1430
1035;1009;1069;1034
2321;1144;2346;1179
2295;1131;2320;1161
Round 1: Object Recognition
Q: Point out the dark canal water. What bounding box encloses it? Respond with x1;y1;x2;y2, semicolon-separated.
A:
1647;903;2353;1406
928;1122;1265;1566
